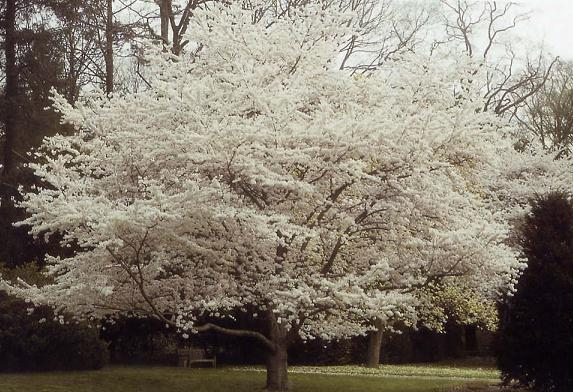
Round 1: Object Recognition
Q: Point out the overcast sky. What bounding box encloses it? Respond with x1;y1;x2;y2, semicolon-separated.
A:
523;1;573;60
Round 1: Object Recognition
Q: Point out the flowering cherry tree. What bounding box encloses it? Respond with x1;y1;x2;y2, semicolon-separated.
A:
2;4;523;390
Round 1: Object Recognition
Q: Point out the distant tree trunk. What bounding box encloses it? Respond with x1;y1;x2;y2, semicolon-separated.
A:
158;0;170;45
265;313;289;391
66;31;79;103
2;0;18;176
104;0;114;94
366;319;384;368
171;26;181;55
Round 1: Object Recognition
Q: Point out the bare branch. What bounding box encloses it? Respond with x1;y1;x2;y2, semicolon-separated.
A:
194;323;276;351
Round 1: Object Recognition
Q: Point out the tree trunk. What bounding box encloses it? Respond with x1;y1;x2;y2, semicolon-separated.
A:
66;32;79;103
266;341;288;391
171;27;181;55
265;313;289;391
366;319;385;368
104;0;114;95
366;328;383;368
159;0;169;45
2;0;18;176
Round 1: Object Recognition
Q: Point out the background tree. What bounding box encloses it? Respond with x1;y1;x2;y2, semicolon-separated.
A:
45;0;138;96
1;0;18;176
365;282;499;368
515;60;573;157
0;0;133;267
0;24;74;265
121;0;212;54
439;0;557;117
496;193;573;392
0;0;74;268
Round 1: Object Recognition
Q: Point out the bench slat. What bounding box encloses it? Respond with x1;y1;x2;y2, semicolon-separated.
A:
187;348;216;368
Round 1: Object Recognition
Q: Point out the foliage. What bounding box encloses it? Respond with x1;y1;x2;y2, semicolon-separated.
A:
0;263;108;372
100;316;178;365
417;283;499;332
496;192;573;392
0;6;76;268
0;262;52;286
0;292;109;372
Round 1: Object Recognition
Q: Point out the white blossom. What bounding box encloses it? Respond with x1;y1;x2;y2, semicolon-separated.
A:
1;3;534;344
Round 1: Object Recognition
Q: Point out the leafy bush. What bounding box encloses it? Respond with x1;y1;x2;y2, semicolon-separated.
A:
101;317;178;365
496;192;573;392
0;264;108;372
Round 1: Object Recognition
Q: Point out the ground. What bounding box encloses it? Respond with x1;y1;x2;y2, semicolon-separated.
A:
0;365;499;392
231;362;499;380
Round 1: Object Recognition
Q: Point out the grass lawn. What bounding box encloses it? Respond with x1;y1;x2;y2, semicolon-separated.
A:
0;366;495;392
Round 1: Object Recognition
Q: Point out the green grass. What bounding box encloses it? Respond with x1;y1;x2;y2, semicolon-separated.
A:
0;366;493;392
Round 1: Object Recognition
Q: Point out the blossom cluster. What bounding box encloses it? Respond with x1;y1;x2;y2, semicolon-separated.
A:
2;3;539;341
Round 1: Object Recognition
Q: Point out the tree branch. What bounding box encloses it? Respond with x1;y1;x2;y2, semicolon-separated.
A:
194;323;276;352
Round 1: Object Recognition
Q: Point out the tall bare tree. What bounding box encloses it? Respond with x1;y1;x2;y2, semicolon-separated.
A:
516;60;573;158
440;0;557;117
124;0;210;55
338;0;433;73
2;0;17;176
247;0;435;73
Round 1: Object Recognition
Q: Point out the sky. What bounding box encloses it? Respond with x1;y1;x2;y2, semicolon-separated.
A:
523;1;573;60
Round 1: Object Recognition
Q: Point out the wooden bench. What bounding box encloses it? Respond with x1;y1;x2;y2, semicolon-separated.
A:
188;347;216;368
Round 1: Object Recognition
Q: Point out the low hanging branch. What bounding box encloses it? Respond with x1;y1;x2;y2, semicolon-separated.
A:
194;323;277;352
